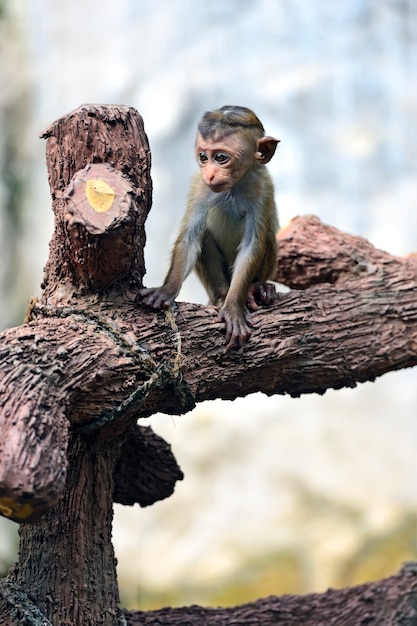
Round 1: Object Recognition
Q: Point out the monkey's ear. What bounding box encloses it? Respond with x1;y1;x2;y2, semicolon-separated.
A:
255;136;280;164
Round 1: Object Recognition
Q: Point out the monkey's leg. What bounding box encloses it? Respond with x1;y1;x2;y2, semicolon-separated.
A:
246;230;277;310
195;231;231;307
247;281;276;310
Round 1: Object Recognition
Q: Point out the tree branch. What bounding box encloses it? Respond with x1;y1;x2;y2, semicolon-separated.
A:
1;216;414;520
276;214;417;288
123;563;417;625
152;215;417;401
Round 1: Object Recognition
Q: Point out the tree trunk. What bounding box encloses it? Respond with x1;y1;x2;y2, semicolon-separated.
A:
7;434;122;626
0;104;158;625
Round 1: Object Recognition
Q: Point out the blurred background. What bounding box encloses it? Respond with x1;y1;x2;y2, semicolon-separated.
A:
0;0;416;611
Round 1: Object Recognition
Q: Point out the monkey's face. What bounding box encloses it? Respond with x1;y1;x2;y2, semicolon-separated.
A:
195;131;257;193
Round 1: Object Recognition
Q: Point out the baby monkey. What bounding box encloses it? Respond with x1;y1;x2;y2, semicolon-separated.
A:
139;105;280;350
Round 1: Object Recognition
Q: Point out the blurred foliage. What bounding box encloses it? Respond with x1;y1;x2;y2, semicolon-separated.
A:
121;549;306;610
120;513;417;610
0;518;18;579
0;0;33;329
339;514;417;587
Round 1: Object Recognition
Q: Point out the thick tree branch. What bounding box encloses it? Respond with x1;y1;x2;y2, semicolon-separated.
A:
123;563;417;626
1;215;414;523
1;215;415;522
2;215;416;422
276;214;417;288
143;215;417;401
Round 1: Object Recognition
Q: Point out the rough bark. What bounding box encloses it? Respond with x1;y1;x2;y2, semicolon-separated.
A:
5;216;415;427
0;321;69;522
276;213;417;290
6;435;122;626
2;222;415;497
40;103;152;303
124;564;417;626
0;104;165;625
0;214;415;623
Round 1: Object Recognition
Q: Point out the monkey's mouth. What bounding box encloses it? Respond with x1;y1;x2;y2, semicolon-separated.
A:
207;182;228;193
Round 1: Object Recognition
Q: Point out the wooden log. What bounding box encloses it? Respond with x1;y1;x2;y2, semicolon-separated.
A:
40;104;152;304
7;435;124;626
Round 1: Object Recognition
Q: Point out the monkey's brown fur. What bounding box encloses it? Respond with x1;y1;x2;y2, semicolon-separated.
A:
139;105;280;351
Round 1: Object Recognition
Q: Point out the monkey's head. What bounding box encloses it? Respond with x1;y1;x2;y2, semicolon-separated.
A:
196;105;279;193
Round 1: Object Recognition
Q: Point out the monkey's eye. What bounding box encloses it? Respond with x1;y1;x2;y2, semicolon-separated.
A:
214;152;229;164
199;152;208;163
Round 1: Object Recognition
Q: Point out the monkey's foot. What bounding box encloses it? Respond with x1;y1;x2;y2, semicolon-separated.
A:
247;281;276;311
137;287;175;310
216;305;254;352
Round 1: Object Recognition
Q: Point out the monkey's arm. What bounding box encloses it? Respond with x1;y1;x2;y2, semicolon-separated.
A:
138;186;208;310
137;243;191;309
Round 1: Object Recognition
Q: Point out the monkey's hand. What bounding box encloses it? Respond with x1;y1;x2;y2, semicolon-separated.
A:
246;281;276;311
137;286;176;310
216;304;254;352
